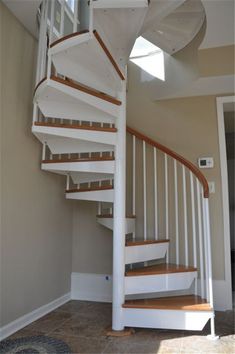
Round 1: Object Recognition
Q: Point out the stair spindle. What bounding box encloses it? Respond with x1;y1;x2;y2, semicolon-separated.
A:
197;179;205;299
143;141;147;241
174;159;179;265
190;172;197;294
154;147;158;240
182;165;189;267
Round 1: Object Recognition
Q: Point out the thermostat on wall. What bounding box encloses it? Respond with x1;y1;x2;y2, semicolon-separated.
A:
198;157;214;169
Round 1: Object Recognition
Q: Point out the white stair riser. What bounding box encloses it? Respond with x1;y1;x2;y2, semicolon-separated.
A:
41;138;113;155
123;308;213;330
97;217;135;234
125;243;169;265
38;100;116;124
66;189;114;203
71;172;113;184
35;80;121;119
52;56;117;98
32;126;116;146
93;0;149;9
42;160;115;175
125;271;197;295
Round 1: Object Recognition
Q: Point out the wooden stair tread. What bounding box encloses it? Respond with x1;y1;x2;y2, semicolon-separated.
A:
50;30;89;48
125;239;170;247
125;263;197;276
123;295;212;311
51;76;122;106
34;122;117;133
50;30;125;81
42;157;115;164
66;185;113;193
96;214;135;219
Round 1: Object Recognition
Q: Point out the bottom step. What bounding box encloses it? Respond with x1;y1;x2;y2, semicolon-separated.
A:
123;295;213;331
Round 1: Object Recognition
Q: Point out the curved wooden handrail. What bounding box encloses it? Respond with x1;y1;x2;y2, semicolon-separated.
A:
127;126;209;198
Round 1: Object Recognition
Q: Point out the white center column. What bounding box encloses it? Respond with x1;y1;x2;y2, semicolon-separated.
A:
112;73;127;331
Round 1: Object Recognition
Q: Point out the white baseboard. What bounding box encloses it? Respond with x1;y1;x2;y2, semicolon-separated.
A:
71;273;112;302
71;272;232;311
0;293;71;341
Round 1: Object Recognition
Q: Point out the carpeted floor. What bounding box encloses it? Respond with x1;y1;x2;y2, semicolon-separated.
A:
3;300;235;353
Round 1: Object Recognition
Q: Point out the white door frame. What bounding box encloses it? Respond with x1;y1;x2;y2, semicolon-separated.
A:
216;95;234;310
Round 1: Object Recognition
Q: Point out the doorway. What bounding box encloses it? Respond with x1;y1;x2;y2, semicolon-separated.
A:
216;96;235;310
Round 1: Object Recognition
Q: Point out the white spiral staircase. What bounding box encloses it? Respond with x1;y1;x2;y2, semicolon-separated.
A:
32;0;217;337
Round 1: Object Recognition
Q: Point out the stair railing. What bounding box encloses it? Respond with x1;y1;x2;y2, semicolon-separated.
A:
126;125;216;336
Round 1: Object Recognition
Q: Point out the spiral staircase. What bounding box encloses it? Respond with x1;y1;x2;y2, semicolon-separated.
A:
32;0;217;337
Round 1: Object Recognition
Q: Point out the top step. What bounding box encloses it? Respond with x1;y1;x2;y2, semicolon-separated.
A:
49;30;125;97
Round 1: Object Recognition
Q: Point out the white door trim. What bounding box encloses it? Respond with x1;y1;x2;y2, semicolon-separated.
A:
216;95;234;310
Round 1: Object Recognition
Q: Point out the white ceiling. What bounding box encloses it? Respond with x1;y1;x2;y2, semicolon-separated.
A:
2;0;41;38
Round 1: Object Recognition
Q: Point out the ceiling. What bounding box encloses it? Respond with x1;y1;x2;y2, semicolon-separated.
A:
2;0;41;38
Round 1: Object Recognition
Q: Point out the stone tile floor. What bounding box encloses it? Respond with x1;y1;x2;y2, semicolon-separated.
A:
8;301;234;353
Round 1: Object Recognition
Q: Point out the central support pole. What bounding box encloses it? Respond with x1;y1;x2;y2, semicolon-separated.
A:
112;76;127;331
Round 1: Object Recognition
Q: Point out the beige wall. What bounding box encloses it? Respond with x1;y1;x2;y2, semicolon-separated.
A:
198;45;235;77
72;201;113;274
0;3;73;327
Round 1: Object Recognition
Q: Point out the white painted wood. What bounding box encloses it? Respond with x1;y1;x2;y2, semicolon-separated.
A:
202;190;209;302
50;31;123;96
112;79;126;331
123;308;213;331
94;6;148;68
42;160;115;175
190;172;197;293
34;79;121;120
73;0;78;32
216;96;234;310
125;271;197;295
66;188;114;202
70;173;113;184
125;242;169;265
197;180;205;300
182;165;188;267
35;133;114;154
174;159;179;264
164;154;169;255
143;141;147;240
71;272;112;303
154;147;158;240
0;293;70;341
32;124;116;147
70;272;228;311
93;0;148;9
97;217;135;234
132;136;136;216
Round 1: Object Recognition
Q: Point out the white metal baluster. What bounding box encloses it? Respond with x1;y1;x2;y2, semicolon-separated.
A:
66;174;70;190
89;0;94;33
202;190;209;301
143;141;147;240
154;148;158;240
203;198;218;339
190;172;197;293
98;202;102;216
36;0;46;84
40;1;49;81
47;0;55;79
42;142;47;161
73;0;78;32
60;0;65;37
132;136;136;240
174;160;179;264
182;165;188;267
164;154;169;262
197;180;205;299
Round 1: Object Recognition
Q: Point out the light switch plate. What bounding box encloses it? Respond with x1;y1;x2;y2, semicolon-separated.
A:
208;182;215;194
